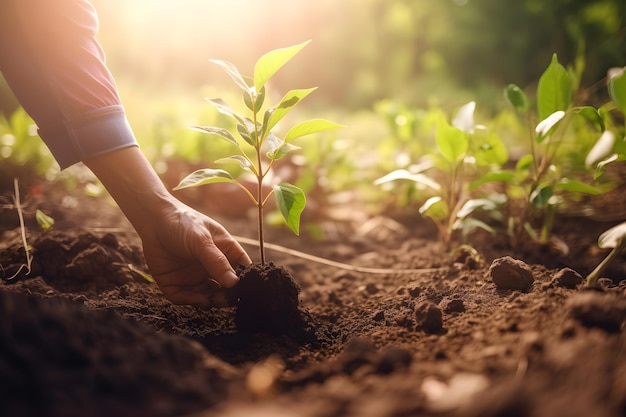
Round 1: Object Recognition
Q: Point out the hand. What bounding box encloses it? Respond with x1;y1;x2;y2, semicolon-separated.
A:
84;147;252;308
139;201;251;308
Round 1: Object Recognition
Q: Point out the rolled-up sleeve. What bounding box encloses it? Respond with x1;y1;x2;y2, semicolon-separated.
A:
0;0;138;169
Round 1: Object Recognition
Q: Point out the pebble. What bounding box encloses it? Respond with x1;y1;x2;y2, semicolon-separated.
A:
488;256;534;291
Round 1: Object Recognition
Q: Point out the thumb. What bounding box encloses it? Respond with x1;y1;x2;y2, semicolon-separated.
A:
194;243;240;288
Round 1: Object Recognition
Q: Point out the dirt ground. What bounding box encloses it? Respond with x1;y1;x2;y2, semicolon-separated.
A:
1;178;626;417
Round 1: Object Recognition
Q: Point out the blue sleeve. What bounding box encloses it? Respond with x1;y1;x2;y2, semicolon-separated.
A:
0;0;138;169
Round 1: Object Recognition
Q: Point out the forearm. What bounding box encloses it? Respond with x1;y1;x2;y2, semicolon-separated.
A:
84;146;177;237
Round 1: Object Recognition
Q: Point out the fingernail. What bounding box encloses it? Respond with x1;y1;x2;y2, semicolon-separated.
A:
223;270;239;287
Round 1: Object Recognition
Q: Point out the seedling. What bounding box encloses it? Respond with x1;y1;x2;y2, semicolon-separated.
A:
376;102;506;247
174;41;342;264
585;222;626;288
499;54;604;244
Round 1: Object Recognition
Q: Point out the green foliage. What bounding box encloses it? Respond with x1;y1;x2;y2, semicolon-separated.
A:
376;101;506;247
174;41;342;263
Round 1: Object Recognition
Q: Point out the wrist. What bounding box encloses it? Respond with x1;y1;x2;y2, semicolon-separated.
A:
84;146;178;236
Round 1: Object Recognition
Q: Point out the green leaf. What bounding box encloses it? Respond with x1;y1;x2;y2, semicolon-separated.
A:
205;98;246;125
504;84;530;112
215;155;253;171
190;126;238;147
285;119;344;142
173;169;236;190
530;185;553;209
598;221;626;249
516;154;535;172
554;178;601;195
456;198;497;220
469;171;516;190
374;169;441;190
436;116;468;164
208;59;251;95
609;67;626;114
594;153;626;180
273;182;306;235
535;110;565;141
266;134;301;160
35;209;54;231
573;106;604;132
472;132;508;166
254;41;311;93
263;88;318;138
537;53;572;121
419;196;449;221
243;75;265;111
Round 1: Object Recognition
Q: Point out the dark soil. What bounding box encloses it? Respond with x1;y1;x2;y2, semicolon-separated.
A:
1;180;626;417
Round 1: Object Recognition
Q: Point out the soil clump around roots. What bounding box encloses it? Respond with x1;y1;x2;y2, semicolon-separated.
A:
1;184;626;417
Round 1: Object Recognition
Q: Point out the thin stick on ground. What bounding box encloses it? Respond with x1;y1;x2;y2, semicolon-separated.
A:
3;178;33;280
233;235;446;275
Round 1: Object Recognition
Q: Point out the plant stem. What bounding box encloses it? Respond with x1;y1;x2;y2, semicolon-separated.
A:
251;98;266;265
585;238;626;287
8;178;33;279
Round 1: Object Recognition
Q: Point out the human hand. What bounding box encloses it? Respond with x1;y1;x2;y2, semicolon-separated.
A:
138;200;252;308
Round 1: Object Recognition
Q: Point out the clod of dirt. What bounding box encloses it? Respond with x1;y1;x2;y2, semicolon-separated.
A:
551;267;583;289
415;301;443;333
568;292;626;332
488;256;535;291
229;262;310;338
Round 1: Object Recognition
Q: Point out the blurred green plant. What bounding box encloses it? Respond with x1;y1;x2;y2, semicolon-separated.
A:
376;101;507;247
0;108;57;187
490;54;606;245
174;41;342;264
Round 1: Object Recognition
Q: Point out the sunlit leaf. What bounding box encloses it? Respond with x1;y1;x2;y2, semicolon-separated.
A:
516;154;535;172
456;198;497;220
594;153;626;180
452;101;476;133
35;209;54;231
263;88;318;138
608;67;626;114
215;155;253;171
266;133;301;160
585;130;615;168
285;119;344;142
254;40;311;93
374;169;441;190
535;110;565;140
190;126;238;146
173;169;236;190
469;171;516;190
242;75;265;111
472;132;508;166
274;182;306;235
554;178;601;195
504;84;530;112
530;185;553;208
574;106;604;132
598;221;626;249
537;53;571;121
419;196;448;221
205;98;246;125
208;59;250;95
436;116;468;164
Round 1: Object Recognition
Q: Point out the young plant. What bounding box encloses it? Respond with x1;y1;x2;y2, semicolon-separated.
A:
174;41;342;264
376;101;507;248
585;221;626;288
498;54;604;244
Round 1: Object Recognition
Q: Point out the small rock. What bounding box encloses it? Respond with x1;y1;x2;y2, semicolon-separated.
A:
408;285;421;297
551;268;583;289
488;256;534;291
415;302;443;333
373;311;385;322
365;283;380;295
444;298;466;314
